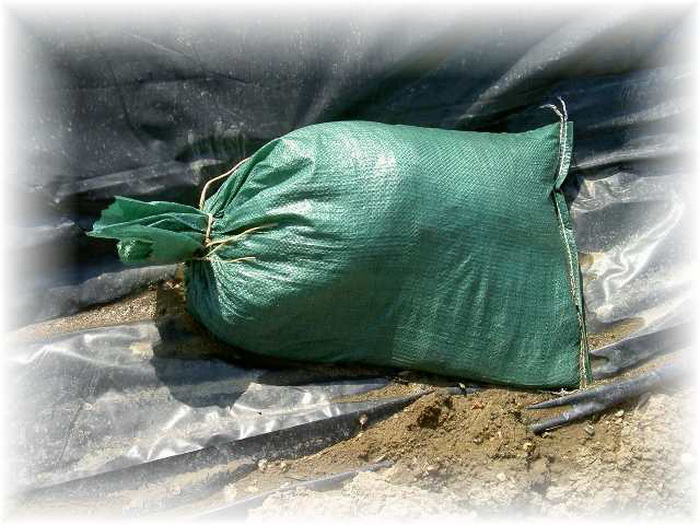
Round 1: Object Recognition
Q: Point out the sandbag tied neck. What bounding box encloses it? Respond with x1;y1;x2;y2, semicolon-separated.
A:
88;157;269;266
88;197;210;265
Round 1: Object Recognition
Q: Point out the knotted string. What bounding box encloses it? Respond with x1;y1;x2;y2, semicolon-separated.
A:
199;156;250;245
196;157;276;264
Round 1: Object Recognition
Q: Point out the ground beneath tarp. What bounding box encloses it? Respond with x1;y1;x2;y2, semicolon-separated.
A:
12;280;695;521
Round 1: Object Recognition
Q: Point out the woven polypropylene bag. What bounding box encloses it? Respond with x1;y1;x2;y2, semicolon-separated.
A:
90;118;589;388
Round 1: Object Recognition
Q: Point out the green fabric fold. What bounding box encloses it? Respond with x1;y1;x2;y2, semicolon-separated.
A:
88;197;210;264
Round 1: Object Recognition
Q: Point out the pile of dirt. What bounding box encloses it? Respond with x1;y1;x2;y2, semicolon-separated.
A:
242;387;696;520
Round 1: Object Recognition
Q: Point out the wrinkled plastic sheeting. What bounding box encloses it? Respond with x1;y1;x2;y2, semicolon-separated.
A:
589;325;690;379
6;0;695;480
564;70;692;377
14;264;178;325
8;321;390;492
9;9;693;502
11;8;694;344
501;63;693;377
5;6;696;516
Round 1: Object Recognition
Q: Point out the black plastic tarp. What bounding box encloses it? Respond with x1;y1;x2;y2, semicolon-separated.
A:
10;320;397;491
5;3;694;517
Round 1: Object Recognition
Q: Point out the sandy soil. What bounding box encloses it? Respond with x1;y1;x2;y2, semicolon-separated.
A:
245;385;695;521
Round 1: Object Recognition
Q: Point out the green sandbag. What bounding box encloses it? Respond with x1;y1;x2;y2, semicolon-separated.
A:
90;118;590;388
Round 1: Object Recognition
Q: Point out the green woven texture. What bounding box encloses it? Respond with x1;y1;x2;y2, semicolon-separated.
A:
90;120;589;388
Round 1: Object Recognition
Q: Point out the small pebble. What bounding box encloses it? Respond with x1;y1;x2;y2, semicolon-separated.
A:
257;459;268;471
279;461;289;472
584;424;596;436
615;409;625;418
496;472;507;482
359;414;369;428
522;441;534;452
